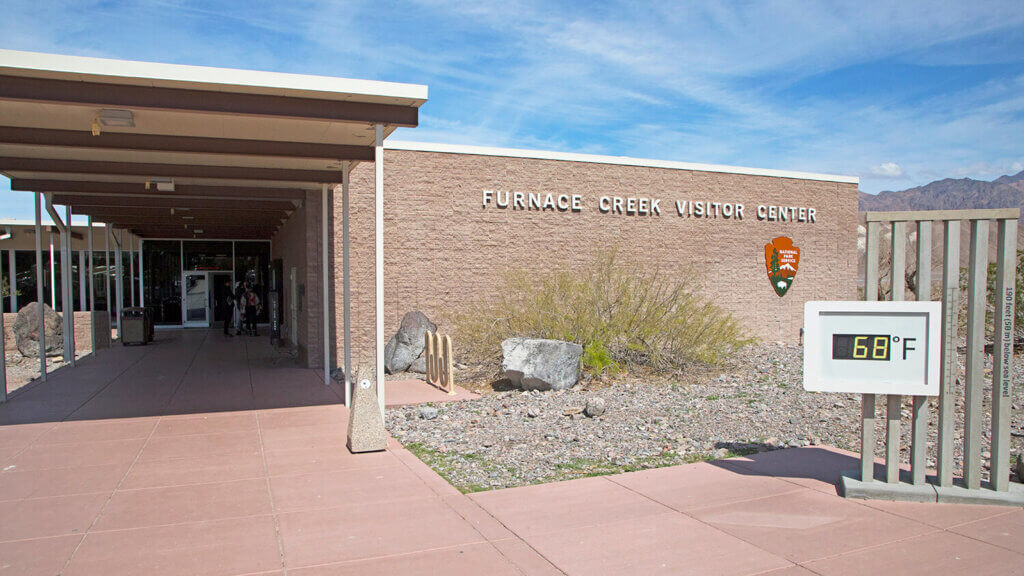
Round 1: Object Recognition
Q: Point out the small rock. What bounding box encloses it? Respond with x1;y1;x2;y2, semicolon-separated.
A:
527;407;540;418
787;439;801;448
563;406;585;416
584;397;606;418
419;406;439;420
713;448;729;459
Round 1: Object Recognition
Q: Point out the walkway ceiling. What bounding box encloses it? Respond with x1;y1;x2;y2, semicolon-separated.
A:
0;50;428;239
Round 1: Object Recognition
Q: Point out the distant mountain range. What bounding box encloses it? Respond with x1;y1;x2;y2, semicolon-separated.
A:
857;169;1024;282
859;170;1024;212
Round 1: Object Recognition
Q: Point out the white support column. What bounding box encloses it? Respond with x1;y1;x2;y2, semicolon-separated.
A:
0;301;5;402
64;205;75;366
88;216;95;355
129;234;136;307
78;251;86;311
115;229;124;338
375;124;385;411
49;232;55;309
35;193;46;381
7;249;16;312
138;238;144;308
321;183;330;387
342;161;352;406
104;224;111;331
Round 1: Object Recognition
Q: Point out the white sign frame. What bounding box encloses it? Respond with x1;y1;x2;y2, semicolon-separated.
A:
803;300;941;395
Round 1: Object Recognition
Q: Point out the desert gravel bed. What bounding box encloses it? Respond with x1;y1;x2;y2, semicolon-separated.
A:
385;342;1024;493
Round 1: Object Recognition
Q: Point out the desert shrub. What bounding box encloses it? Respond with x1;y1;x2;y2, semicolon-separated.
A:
452;249;751;375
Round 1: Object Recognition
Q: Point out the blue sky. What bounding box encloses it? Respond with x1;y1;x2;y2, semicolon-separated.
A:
2;0;1024;220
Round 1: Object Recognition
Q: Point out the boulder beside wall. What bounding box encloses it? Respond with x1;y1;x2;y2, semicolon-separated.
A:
12;302;63;358
384;311;437;373
501;337;582;391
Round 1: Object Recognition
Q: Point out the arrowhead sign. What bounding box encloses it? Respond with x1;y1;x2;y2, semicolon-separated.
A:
764;237;800;297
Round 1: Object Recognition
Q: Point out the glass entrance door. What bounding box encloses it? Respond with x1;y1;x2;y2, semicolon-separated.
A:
182;271;209;327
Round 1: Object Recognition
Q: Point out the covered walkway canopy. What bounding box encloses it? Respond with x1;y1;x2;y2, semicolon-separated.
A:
0;49;428;402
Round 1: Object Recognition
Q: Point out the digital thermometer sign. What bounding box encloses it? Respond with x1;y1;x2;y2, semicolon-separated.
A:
803;301;941;395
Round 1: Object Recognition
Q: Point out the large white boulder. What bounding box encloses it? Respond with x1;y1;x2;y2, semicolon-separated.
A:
501;337;582;391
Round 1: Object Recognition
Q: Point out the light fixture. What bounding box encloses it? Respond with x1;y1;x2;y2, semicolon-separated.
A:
182;215;194;220
146;177;174;192
194;229;204;234
98;109;135;128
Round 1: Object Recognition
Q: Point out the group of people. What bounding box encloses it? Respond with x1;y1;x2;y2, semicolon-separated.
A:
222;279;262;337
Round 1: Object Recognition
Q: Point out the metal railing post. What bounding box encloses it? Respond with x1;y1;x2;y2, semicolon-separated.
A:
963;219;989;489
911;220;932;485
991;218;1017;491
862;219;881;482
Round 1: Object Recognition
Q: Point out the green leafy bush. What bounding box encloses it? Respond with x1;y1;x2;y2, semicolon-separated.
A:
452;249;751;375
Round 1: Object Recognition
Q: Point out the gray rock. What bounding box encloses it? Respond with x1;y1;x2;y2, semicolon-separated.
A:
384;311;437;373
409;356;426;374
501;337;582;391
12;302;63;358
419;406;439;420
584;397;606;418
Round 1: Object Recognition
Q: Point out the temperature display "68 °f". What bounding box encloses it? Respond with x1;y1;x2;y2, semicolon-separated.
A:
804;301;941;396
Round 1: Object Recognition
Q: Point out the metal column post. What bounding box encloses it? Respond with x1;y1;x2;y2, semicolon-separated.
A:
885;221;905;484
115;230;123;339
138;239;144;308
49;232;55;309
103;224;111;329
374;124;385;411
937;220;960;486
342;161;352;406
129;234;135;307
88;216;95;355
322;183;330;387
7;249;16;312
862;220;880;482
991;218;1017;491
0;289;5;402
910;221;931;485
35;193;45;381
65;205;75;367
963;219;988;490
78;251;86;311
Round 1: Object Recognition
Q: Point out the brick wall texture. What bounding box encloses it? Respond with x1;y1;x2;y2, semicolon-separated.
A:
273;149;858;369
3;311;96;357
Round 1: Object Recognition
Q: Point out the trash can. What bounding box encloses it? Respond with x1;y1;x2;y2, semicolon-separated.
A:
121;307;148;345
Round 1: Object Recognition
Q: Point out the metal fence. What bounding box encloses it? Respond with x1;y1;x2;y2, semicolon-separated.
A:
862;208;1018;496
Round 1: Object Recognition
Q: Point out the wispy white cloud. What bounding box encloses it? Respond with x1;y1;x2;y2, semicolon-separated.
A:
0;0;1022;202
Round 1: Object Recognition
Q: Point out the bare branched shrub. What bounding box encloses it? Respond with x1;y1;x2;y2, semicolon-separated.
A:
451;249;752;375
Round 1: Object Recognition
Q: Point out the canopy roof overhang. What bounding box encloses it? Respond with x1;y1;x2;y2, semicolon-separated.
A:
0;49;428;239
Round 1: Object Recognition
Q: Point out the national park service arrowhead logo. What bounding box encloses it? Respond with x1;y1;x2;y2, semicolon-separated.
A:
764;237;800;297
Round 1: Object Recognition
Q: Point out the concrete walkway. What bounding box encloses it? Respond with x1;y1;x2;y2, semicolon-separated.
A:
0;331;1021;575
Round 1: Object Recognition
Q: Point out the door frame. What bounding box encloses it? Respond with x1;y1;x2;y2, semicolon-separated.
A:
182;270;210;327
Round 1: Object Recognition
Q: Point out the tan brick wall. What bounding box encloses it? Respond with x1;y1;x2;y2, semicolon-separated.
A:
271;189;330;370
333;150;859;367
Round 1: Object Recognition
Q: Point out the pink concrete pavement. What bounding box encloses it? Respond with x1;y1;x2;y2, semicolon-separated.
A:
0;330;1021;575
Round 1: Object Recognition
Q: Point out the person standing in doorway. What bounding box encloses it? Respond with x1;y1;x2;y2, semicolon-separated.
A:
234;280;246;335
221;279;235;336
245;286;261;336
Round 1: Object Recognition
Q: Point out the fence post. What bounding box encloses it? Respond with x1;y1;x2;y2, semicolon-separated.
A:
991;218;1017;491
911;221;932;485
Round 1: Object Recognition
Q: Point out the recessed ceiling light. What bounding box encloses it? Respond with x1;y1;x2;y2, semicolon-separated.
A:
182;215;194;220
98;109;135;128
194;229;204;234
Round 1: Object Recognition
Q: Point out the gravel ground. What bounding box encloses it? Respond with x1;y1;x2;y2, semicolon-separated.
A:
3;351;81;395
386;342;1024;493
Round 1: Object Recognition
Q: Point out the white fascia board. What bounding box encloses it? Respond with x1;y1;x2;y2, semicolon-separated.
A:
0;49;428;105
386;140;859;184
